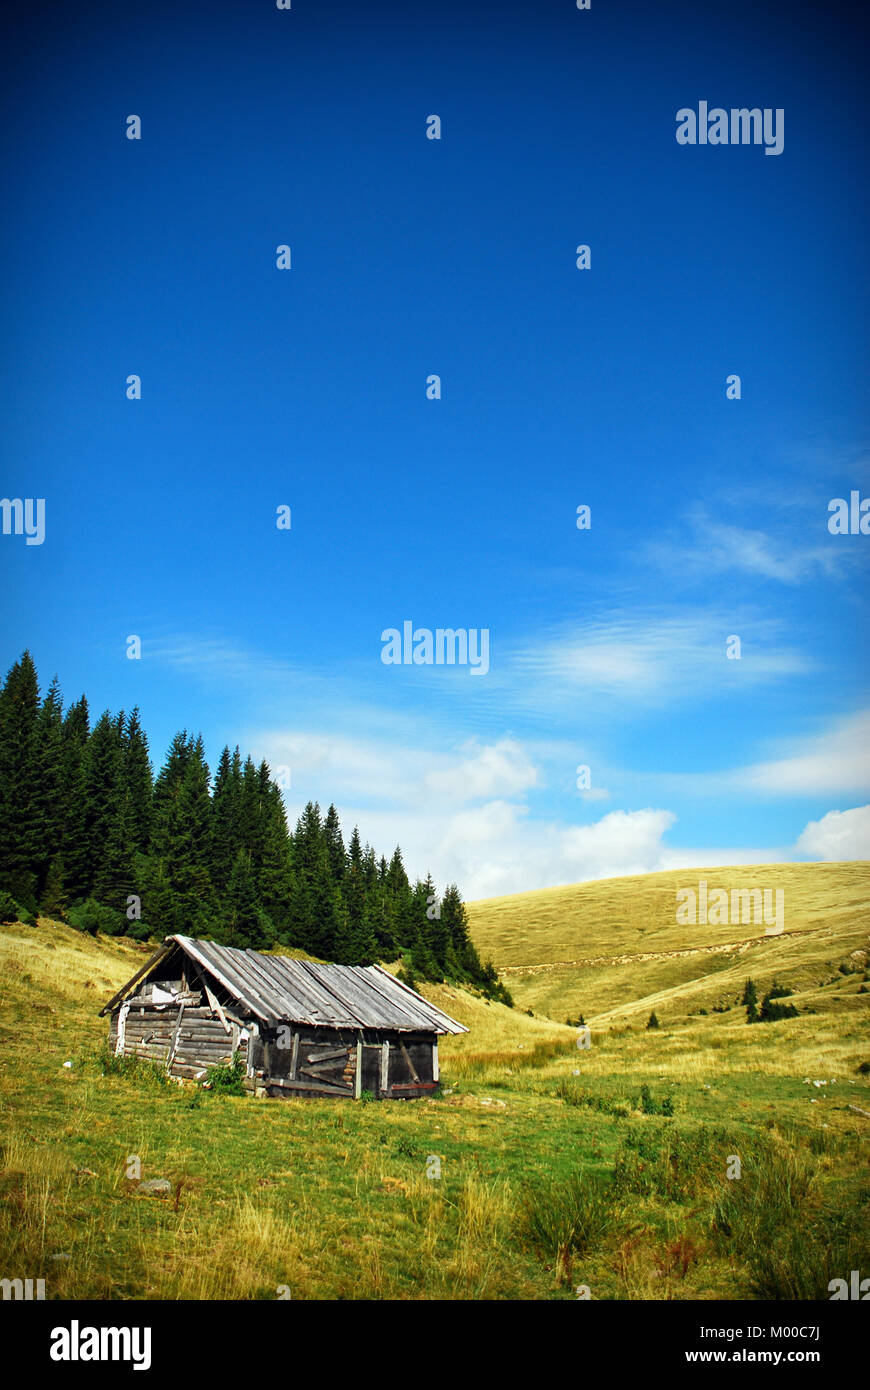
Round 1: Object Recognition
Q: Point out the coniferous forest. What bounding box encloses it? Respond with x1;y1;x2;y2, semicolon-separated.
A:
0;652;511;1002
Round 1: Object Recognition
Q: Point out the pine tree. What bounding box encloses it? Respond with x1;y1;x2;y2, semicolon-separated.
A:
41;855;67;920
224;848;263;948
323;804;346;885
0;651;42;905
60;695;90;901
82;711;126;900
239;756;263;862
418;872;450;974
341;853;378;965
742;978;759;1024
150;731;193;861
257;781;294;937
210;745;241;891
123;708;153;853
34;675;64;897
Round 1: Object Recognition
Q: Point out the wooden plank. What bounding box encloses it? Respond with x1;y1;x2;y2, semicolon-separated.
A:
305;1047;347;1063
399;1041;420;1084
202;980;232;1035
432;1040;439;1082
266;1076;353;1097
300;1054;347;1072
289;1031;299;1080
166;1004;186;1070
115;1001;130;1055
354;1039;363;1099
298;1062;346;1080
380;1041;390;1094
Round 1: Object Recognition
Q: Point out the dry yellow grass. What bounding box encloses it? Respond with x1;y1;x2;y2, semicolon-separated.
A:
467;861;870;1028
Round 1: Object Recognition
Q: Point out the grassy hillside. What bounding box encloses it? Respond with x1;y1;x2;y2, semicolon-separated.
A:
467;862;870;1031
1;901;868;1301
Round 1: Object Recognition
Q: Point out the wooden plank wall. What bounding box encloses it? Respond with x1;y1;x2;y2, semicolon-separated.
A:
109;1005;438;1098
108;1002;245;1080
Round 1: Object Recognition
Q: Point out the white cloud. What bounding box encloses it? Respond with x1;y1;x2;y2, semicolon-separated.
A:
739;711;870;795
796;805;870;861
251;733;540;810
422;739;539;800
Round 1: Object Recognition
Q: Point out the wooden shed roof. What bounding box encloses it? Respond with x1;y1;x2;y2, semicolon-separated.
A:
102;934;468;1035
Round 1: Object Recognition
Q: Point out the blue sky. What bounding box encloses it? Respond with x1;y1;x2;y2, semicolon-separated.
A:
2;0;868;897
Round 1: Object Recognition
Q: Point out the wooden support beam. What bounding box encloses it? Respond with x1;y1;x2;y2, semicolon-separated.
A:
166;1004;186;1071
399;1041;420;1084
99;944;172;1017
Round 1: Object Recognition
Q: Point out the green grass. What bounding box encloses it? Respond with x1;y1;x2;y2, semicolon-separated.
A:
0;886;868;1301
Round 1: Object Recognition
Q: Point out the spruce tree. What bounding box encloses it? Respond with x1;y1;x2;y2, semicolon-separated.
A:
742;978;759;1024
210;745;241;891
0;651;42;904
60;695;90;901
257;781;294;937
323;804;346;885
32;675;64;896
41;855;67;920
123;708;153;853
341;853;378;965
82;711;126;900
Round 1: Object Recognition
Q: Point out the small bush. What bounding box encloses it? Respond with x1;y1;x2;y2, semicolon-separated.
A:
646;1012;660;1030
203;1057;246;1096
68;898;124;936
0;890;22;923
759;982;799;1022
638;1084;675;1116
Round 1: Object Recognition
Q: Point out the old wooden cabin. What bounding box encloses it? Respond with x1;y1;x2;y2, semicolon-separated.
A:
100;934;467;1099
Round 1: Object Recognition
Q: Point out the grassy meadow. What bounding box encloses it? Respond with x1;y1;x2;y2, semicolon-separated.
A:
1;861;869;1301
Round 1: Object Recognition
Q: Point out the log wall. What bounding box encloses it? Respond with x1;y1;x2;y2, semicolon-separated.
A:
109;1003;438;1098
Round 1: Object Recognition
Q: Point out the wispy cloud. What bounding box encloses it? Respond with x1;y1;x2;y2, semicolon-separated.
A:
642;502;845;586
509;610;809;709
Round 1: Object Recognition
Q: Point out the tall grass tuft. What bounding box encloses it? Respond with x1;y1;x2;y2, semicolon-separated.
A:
519;1173;615;1282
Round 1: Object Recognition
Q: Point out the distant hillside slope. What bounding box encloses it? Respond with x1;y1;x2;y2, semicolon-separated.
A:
467;862;870;1024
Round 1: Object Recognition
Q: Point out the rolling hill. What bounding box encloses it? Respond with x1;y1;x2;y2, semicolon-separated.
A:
467;861;870;1030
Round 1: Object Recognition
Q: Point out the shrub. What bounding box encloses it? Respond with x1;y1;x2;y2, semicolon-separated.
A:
647;1012;660;1030
0;890;21;924
68;898;124;936
638;1084;675;1116
613;1124;733;1201
759;982;799;1022
203;1057;246;1096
